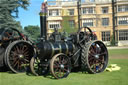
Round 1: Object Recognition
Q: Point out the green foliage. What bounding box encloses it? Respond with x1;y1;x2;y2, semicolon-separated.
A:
110;35;116;46
0;0;29;30
61;16;78;34
24;25;40;41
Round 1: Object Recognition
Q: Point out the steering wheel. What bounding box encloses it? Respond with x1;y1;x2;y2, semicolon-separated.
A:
77;27;93;44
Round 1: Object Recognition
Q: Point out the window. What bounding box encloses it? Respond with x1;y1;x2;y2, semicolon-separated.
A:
68;9;74;15
119;30;128;41
82;19;94;27
102;31;110;41
82;7;95;14
88;7;94;14
48;9;59;16
102;18;109;26
102;7;108;13
118;5;128;12
118;16;128;25
83;8;87;14
48;22;61;29
69;20;75;28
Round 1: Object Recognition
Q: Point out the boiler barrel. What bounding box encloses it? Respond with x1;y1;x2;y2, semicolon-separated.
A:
38;42;75;59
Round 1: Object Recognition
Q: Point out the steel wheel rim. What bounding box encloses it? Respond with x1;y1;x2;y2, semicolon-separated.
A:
51;54;71;79
30;57;43;76
7;42;32;73
88;41;108;73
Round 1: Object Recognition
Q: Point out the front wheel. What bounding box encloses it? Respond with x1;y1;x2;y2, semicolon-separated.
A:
30;57;42;76
50;53;71;79
30;57;49;76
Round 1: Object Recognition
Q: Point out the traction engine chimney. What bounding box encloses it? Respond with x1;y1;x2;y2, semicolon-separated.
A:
40;2;47;41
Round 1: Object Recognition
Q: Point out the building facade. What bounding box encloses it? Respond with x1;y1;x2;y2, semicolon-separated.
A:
46;0;128;46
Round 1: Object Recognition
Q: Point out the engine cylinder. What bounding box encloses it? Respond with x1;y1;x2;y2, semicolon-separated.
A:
37;41;75;59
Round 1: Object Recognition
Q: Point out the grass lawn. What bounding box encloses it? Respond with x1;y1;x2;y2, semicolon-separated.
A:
108;49;128;58
0;49;128;85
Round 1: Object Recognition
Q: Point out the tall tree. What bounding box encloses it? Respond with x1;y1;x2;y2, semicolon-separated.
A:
0;0;29;30
24;25;40;41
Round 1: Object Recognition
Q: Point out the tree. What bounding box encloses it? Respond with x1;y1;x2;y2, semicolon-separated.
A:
0;0;29;30
61;16;78;34
24;25;40;41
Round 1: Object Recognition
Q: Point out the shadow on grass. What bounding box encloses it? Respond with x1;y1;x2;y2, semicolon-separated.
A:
0;66;88;80
0;66;8;72
25;67;89;80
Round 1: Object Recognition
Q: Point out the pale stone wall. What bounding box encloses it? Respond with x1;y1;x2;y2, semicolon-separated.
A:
47;0;128;46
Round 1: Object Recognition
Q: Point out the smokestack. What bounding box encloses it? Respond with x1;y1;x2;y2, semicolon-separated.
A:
40;2;47;41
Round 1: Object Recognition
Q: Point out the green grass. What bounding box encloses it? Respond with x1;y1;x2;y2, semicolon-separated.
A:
0;49;128;85
108;49;128;56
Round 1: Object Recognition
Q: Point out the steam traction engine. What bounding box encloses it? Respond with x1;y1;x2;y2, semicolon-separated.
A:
29;1;108;79
3;1;108;79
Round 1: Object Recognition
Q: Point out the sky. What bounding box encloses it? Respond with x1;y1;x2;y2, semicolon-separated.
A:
16;0;44;28
16;0;85;28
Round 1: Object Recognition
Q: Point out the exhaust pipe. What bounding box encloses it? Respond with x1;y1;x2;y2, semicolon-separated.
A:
40;2;47;41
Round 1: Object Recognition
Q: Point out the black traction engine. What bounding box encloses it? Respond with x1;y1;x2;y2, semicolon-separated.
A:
1;1;108;79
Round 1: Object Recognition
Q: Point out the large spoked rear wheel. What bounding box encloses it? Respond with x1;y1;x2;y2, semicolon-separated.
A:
81;40;108;74
50;53;71;79
4;40;34;73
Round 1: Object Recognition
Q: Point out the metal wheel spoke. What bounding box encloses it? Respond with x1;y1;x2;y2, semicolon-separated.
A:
54;68;59;73
99;51;107;56
62;58;67;65
23;51;29;55
97;58;104;63
16;46;20;53
62;57;65;64
54;61;59;66
63;68;68;72
90;46;96;55
62;69;65;75
21;45;26;52
12;58;18;65
88;56;95;61
64;65;69;68
54;65;60;68
60;69;62;77
89;53;95;57
17;60;20;70
19;45;22;52
23;47;28;52
59;56;62;64
13;59;19;67
94;64;96;72
24;59;29;63
21;61;26;70
11;51;18;56
95;45;98;54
